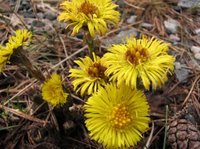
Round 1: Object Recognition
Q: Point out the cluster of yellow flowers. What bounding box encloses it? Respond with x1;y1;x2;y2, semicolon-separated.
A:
57;0;175;148
58;0;175;148
1;0;175;148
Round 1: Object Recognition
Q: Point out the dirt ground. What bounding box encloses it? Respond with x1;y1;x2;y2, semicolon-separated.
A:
0;0;200;149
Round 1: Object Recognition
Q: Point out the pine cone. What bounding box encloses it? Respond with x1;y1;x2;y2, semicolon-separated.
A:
168;119;200;149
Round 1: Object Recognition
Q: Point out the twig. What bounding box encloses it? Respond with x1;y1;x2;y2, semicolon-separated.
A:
71;94;85;103
182;75;200;106
3;79;37;105
0;104;48;124
144;122;154;149
14;0;21;13
58;34;72;69
0;125;20;131
163;105;168;149
52;45;87;69
123;0;145;10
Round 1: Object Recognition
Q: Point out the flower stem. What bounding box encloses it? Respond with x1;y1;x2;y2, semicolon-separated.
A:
84;33;98;59
11;47;45;82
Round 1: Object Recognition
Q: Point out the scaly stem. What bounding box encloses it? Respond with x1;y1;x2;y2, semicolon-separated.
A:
84;33;98;59
11;47;45;82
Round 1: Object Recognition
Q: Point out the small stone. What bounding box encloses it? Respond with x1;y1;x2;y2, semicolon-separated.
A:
21;0;30;10
191;46;200;54
31;20;45;27
103;28;138;47
194;53;200;60
173;6;182;13
164;18;180;33
127;15;137;24
175;65;191;82
44;11;57;20
169;34;180;42
178;0;200;8
37;12;44;19
22;12;35;18
21;0;28;5
141;23;153;29
188;59;200;71
185;114;196;125
175;62;181;69
194;28;200;35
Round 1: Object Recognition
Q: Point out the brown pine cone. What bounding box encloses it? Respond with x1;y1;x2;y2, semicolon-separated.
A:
168;119;200;149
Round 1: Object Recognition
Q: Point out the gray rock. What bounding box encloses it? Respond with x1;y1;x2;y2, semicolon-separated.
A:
164;18;180;33
191;46;200;54
194;28;200;35
22;12;35;18
44;11;57;20
21;0;30;10
188;59;200;71
31;20;45;27
175;62;182;69
178;0;200;8
127;15;137;24
21;0;29;5
141;23;153;29
194;53;200;60
174;62;191;82
37;12;44;19
103;28;138;47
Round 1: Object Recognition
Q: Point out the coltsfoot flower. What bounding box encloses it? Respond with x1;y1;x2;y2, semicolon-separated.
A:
42;73;68;106
0;29;32;72
58;0;120;37
0;46;10;72
84;83;150;148
69;54;108;96
103;36;175;90
6;29;32;50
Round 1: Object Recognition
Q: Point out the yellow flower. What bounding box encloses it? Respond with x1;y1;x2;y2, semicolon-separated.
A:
42;73;68;106
0;46;9;72
84;83;150;148
0;29;32;72
69;54;107;96
6;29;32;50
103;36;175;90
58;0;120;37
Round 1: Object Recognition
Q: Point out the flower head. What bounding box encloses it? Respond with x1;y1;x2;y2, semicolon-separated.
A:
69;54;107;96
84;83;150;148
58;0;120;37
6;29;32;50
0;46;9;72
0;29;32;72
103;36;175;90
42;73;68;106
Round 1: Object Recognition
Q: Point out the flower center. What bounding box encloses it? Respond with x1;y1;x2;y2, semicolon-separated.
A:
87;62;106;78
110;103;132;129
125;47;149;65
79;1;98;16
